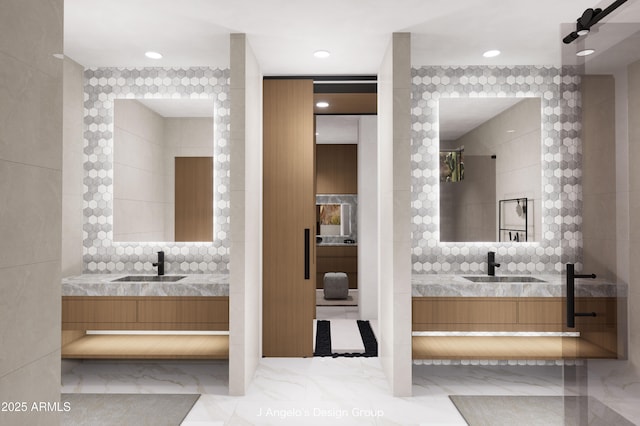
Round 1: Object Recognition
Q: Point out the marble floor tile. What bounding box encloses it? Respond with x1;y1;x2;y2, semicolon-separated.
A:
586;359;640;423
316;306;359;319
61;360;229;395
62;357;636;425
412;364;566;398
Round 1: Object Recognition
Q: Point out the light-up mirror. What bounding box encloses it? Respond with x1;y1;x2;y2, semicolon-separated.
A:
113;99;214;242
439;97;541;242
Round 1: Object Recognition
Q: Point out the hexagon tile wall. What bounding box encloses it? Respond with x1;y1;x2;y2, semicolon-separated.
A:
411;66;582;275
83;67;230;274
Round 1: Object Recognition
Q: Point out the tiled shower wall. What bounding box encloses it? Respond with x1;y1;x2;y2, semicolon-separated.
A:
411;66;582;274
83;67;230;274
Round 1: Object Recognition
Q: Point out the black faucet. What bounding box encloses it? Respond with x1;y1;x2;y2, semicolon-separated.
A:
152;251;165;276
487;251;500;276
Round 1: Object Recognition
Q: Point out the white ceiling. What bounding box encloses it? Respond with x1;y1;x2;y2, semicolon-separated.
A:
64;0;640;74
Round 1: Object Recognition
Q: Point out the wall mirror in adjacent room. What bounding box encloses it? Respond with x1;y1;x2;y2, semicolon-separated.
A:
438;97;542;243
316;203;352;236
112;99;215;242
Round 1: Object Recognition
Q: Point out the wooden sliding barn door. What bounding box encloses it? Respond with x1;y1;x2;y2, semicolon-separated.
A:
263;79;316;357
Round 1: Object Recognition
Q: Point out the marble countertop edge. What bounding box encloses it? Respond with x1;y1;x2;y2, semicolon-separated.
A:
62;274;229;297
411;274;626;298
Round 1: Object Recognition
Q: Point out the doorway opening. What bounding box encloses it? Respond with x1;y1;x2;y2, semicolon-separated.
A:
312;78;379;355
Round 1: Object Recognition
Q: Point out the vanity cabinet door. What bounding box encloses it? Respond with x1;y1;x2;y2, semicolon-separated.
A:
62;297;137;326
137;297;229;329
62;296;229;331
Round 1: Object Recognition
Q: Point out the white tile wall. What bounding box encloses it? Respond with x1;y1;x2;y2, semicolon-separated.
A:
0;1;63;424
83;67;230;274
411;66;582;274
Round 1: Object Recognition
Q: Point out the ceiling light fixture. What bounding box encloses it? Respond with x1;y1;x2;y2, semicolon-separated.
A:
576;49;595;57
482;50;501;58
563;0;629;44
316;101;329;108
145;51;163;59
314;50;331;59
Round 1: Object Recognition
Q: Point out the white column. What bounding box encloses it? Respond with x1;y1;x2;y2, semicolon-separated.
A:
377;33;412;396
229;33;263;395
358;115;378;320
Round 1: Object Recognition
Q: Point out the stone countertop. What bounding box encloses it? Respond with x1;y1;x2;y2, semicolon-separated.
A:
411;274;626;298
316;243;358;247
62;274;229;297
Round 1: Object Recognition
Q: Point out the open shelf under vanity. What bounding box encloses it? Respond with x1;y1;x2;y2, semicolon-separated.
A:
412;335;616;360
61;334;229;360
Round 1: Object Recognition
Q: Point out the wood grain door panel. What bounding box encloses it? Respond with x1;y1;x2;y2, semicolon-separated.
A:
263;79;316;357
175;156;213;242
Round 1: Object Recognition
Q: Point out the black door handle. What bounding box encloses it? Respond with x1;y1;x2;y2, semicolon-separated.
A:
304;228;310;280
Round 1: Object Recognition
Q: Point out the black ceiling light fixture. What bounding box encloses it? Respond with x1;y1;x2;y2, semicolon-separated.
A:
563;0;629;44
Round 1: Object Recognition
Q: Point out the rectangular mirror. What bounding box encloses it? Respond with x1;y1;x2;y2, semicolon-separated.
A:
439;97;541;242
113;99;215;242
316;203;351;236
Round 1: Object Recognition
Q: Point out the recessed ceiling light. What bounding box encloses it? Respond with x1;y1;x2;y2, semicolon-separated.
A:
316;101;329;108
145;51;163;59
314;50;331;59
576;49;595;57
482;50;501;58
506;129;516;133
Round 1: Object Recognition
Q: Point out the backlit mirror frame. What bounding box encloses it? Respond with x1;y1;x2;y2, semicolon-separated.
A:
82;67;231;274
410;65;582;274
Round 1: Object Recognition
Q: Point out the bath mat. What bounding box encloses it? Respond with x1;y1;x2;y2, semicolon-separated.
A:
314;320;332;356
61;393;200;426
357;320;378;357
314;320;378;358
449;395;634;426
316;289;358;306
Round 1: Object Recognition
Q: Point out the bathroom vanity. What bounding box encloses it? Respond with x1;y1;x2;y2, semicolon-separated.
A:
412;274;625;360
61;274;229;359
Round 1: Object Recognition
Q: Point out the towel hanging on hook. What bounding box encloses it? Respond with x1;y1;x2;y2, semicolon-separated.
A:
516;199;524;217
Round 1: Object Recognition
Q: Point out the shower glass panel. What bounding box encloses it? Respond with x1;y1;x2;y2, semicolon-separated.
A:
560;8;636;424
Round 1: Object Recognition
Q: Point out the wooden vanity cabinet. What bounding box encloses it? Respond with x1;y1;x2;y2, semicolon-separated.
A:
61;296;230;360
412;297;616;333
412;296;619;359
62;296;229;331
